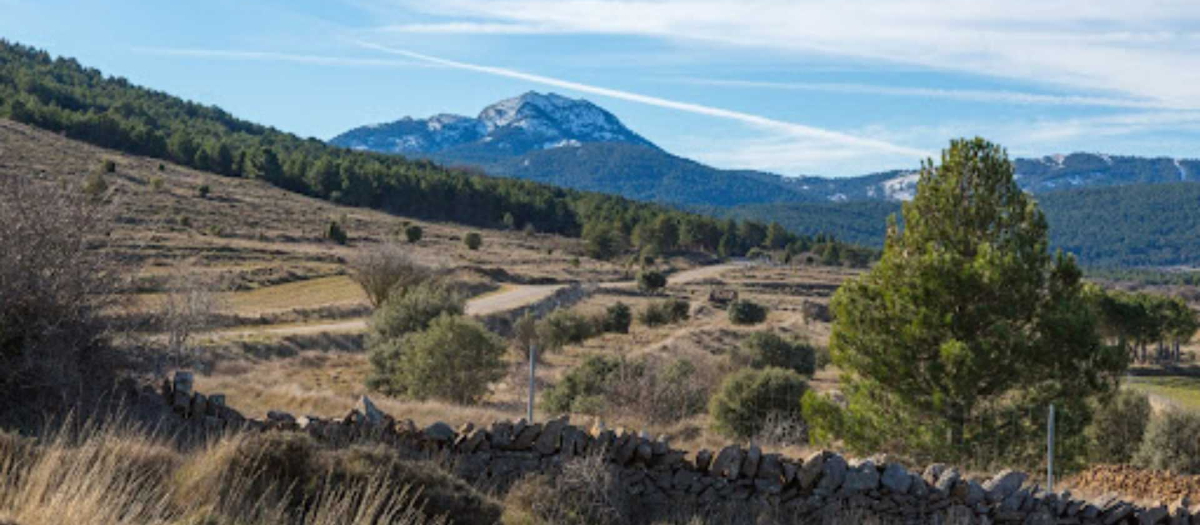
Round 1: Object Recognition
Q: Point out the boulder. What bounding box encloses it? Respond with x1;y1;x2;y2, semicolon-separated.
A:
356;395;388;426
424;422;456;442
535;417;567;455
742;446;762;479
816;454;847;493
1139;506;1169;525
935;468;960;494
984;469;1027;503
711;446;744;479
173;371;194;397
843;459;880;492
881;463;913;494
798;451;828;489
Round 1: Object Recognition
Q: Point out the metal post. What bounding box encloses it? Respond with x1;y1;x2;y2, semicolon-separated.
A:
528;344;537;422
1047;404;1055;491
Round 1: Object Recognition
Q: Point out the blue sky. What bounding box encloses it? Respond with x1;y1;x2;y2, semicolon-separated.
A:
3;0;1200;176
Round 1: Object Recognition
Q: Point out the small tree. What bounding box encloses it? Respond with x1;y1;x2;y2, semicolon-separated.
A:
728;299;768;325
347;244;431;307
149;176;165;192
404;224;423;244
367;281;463;345
733;331;817;376
197;184;211;198
503;212;516;230
601;302;632;334
101;159;116;173
372;314;505;404
536;310;596;352
636;270;666;294
81;172;108;200
464;232;483;251
709;367;808;439
543;355;624;414
638;299;689;327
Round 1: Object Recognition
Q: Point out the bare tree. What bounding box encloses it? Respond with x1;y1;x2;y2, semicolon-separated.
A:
346;244;430;307
156;262;225;373
0;174;128;406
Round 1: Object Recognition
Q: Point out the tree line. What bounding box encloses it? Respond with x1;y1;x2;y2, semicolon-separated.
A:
0;39;818;260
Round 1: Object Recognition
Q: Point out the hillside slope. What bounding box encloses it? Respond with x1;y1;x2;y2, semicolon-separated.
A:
720;182;1200;268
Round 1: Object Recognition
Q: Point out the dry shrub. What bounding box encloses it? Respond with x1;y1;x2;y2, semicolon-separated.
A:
347;244;431;307
0;175;129;421
502;452;628;525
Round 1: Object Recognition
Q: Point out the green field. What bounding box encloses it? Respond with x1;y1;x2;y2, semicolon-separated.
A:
1125;375;1200;412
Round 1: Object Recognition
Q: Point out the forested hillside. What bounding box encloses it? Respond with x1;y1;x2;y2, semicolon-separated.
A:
0;40;771;257
721;182;1200;268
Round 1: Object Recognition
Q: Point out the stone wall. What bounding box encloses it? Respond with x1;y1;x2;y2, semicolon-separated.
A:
153;372;1196;525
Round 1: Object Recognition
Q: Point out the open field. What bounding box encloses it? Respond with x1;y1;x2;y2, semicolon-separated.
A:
1126;375;1200;412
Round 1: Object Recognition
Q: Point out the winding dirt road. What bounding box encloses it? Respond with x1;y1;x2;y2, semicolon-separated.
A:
215;261;746;339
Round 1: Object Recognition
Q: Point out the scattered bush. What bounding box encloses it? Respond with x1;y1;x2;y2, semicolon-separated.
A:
732;331;817;376
523;222;536;236
347;244;432;307
1086;390;1151;464
1133;409;1200;474
157;162;165;171
709;367;808;439
197;184;210;198
326;219;348;245
81;171;108;199
728;299;768;325
101;159;116;173
637;270;667;294
463;232;483;250
177;214;191;228
367;281;463;345
503;212;516;230
570;257;581;268
149;176;164;192
542;355;624;414
600;302;632;334
638;298;689;327
369;313;504;404
404;224;423;243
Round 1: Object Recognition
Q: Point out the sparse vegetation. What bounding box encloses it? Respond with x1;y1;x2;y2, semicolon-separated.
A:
347;244;432;307
404;224;423;243
326;219;348;245
100;159;116;173
81;171;108;199
732;331;817;376
727;299;767;325
197;184;210;198
638;298;689;327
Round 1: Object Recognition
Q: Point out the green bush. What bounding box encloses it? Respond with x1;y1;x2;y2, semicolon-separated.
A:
367;281;463;345
733;331;817;376
369;313;504;404
1086;390;1151;464
709;367;808;439
1133;409;1200;474
728;299;768;325
404;224;423;243
326;219;347;245
464;232;483;250
536;310;596;351
101;159;116;173
149;176;164;192
636;270;667;294
197;184;210;198
638;298;689;327
600;302;632;334
542;355;624;414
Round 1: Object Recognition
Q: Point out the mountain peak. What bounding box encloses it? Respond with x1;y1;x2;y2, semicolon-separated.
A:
330;92;655;157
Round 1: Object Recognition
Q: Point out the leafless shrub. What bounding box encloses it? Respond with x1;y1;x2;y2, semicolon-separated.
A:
0;175;129;411
347;244;431;307
155;262;225;374
503;452;629;525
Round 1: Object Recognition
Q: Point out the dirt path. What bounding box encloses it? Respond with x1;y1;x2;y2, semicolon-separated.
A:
214;261;745;340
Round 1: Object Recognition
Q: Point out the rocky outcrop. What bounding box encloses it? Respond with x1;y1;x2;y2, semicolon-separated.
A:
155;372;1198;524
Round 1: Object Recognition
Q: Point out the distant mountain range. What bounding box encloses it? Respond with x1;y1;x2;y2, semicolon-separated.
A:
331;92;1200;208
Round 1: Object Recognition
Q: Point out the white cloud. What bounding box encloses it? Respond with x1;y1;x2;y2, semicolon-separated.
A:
133;47;432;68
356;41;932;158
675;79;1176;110
376;0;1200;109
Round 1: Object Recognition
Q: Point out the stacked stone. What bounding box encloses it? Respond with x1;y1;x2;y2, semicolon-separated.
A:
159;371;243;431
159;372;1197;524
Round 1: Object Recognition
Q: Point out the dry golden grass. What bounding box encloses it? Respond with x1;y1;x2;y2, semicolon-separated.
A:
225;275;367;315
0;417;456;525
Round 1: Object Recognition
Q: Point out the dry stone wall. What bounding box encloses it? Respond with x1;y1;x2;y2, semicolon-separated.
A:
150;372;1197;525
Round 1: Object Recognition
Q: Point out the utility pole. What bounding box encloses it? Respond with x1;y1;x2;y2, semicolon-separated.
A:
528;344;537;422
1047;404;1055;491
